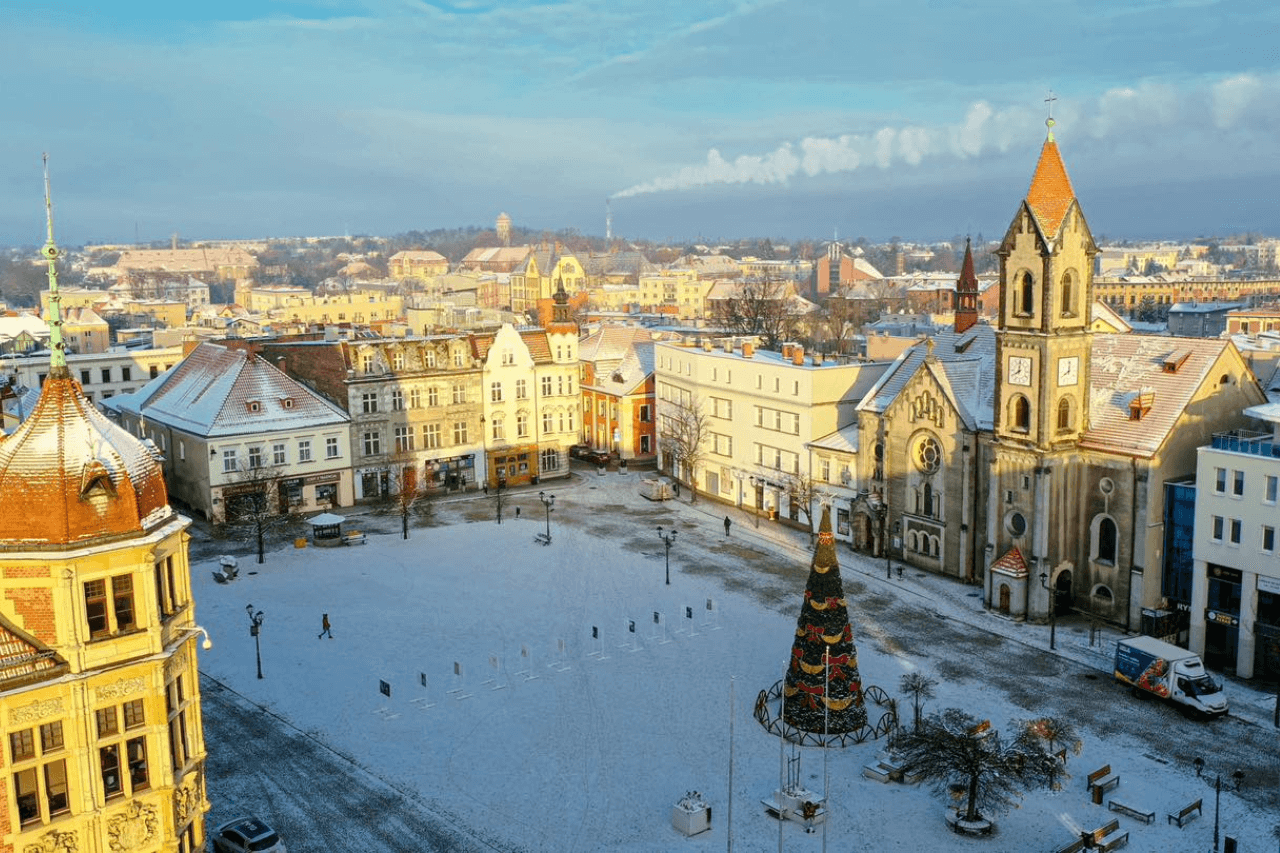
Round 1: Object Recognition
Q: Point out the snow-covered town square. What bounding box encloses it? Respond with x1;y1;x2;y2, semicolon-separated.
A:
193;470;1280;853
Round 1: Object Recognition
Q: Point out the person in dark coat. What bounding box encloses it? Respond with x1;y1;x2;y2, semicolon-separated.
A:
724;516;732;536
318;613;333;639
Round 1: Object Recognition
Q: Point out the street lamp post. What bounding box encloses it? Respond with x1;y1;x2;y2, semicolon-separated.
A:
1193;757;1245;853
1039;572;1058;651
657;525;678;585
877;499;891;578
246;604;265;679
749;476;760;528
539;491;555;543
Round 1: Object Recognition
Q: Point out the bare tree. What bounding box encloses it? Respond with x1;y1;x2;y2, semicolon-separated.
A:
898;672;938;732
220;462;295;564
781;471;819;541
381;457;419;540
806;296;870;355
660;395;710;504
713;277;798;350
1017;716;1082;790
896;709;1059;826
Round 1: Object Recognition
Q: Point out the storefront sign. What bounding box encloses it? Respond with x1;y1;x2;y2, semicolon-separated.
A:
304;473;342;485
1258;575;1280;596
1205;609;1240;627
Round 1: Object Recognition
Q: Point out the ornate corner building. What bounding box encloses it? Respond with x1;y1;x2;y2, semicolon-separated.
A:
0;165;208;853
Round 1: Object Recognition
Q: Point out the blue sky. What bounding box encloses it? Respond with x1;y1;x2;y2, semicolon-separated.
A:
3;0;1278;247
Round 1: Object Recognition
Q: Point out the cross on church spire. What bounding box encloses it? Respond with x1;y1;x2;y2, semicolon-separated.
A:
1044;90;1058;141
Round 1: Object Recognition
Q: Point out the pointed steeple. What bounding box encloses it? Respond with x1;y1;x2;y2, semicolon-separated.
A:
547;275;576;333
782;506;866;733
1025;121;1077;238
40;154;69;376
954;237;979;334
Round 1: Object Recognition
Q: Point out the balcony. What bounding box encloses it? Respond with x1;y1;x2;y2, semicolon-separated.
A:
1210;429;1279;458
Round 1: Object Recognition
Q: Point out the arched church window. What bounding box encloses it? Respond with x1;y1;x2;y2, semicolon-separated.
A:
923;482;934;518
1094;516;1118;564
1056;397;1072;433
1060;270;1075;317
1020;271;1034;315
1009;395;1031;432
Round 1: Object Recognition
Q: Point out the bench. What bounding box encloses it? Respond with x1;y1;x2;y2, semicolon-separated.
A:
343;531;367;546
1087;764;1120;794
533;533;551;546
1107;798;1155;824
1167;798;1202;827
1098;830;1130;851
1052;819;1124;853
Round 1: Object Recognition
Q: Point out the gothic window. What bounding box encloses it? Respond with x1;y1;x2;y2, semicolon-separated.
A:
1009;395;1031;432
1056;397;1072;433
914;436;941;473
923;483;934;518
1060;270;1075;317
1093;516;1118;564
1019;271;1034;315
873;442;884;481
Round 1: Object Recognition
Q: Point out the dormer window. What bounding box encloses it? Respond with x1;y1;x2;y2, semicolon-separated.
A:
280;398;294;409
1163;350;1191;373
1129;388;1155;420
246;400;261;413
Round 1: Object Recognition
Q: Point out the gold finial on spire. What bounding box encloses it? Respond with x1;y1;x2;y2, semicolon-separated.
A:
41;154;68;373
1044;90;1058;142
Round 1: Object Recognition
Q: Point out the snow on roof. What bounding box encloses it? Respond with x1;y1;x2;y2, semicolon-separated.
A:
1079;335;1240;457
108;342;348;438
858;325;997;431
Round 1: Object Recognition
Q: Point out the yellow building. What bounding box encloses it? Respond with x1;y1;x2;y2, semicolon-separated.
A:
388;251;449;280
0;185;208;853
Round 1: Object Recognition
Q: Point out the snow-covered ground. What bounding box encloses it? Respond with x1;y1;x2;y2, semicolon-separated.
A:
192;475;1278;852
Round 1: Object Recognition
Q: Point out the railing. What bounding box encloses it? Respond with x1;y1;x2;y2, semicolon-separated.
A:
1210;429;1279;458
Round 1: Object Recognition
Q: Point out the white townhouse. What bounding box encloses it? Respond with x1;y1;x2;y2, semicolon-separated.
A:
654;338;887;523
104;342;353;522
1192;402;1280;680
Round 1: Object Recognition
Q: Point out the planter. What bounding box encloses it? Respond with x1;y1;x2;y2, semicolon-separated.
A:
944;809;994;837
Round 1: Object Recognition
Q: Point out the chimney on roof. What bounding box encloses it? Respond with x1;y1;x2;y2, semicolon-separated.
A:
813;352;823;366
702;339;712;352
742;341;755;358
723;338;734;354
792;345;805;366
782;343;794;359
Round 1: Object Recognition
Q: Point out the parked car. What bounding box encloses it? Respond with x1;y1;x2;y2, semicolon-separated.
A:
570;445;611;465
211;817;287;853
581;449;611;466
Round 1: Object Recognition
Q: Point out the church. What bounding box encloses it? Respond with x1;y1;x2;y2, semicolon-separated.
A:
0;164;208;852
860;120;1265;631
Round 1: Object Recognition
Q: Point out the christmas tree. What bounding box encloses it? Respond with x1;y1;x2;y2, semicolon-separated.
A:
782;506;866;733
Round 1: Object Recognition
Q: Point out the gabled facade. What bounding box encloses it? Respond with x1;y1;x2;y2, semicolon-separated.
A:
473;302;579;487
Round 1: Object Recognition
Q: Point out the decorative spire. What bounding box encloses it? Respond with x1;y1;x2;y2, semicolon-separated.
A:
41;154;68;375
1044;90;1057;142
781;506;866;733
954;236;979;334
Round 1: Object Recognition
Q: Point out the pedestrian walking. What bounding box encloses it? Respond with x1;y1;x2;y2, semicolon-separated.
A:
724;516;732;537
516;507;521;519
318;613;332;639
